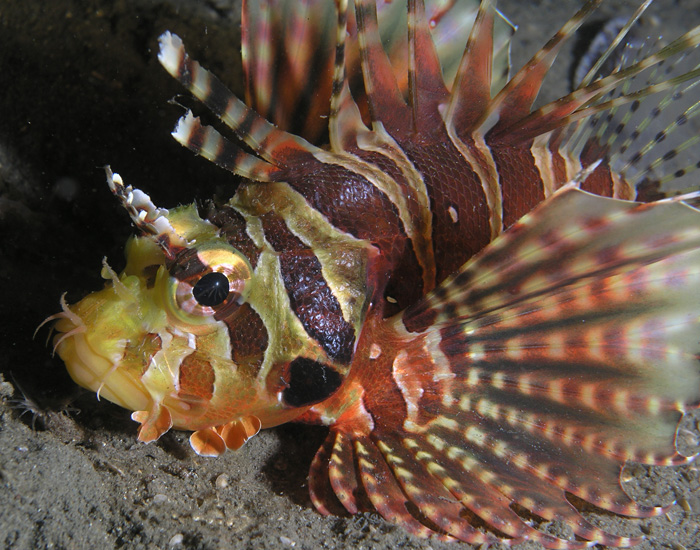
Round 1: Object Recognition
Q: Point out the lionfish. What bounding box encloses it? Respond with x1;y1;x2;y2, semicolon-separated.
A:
48;0;700;547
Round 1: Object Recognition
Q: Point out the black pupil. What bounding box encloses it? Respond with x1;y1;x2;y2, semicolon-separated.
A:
192;272;230;307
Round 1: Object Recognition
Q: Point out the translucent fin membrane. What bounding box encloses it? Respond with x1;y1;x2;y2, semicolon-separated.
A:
576;0;653;88
153;3;700;545
444;0;497;132
477;0;605;136
311;189;700;548
242;0;338;141
348;0;700;206
240;0;513;144
478;8;700;202
355;0;412;135
494;28;700;144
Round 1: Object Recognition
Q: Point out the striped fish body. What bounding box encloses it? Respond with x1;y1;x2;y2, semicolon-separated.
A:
49;1;700;548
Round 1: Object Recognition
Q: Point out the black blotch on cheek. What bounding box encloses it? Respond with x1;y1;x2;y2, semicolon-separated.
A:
282;357;343;408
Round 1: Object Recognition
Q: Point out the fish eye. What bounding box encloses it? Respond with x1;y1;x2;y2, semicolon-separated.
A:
166;244;253;323
193;271;230;306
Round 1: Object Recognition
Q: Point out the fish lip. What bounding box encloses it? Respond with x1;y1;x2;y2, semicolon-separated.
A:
56;327;153;413
47;299;154;413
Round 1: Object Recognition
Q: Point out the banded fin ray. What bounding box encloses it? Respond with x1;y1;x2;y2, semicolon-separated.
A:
310;188;700;548
242;0;338;141
444;0;497;133
158;31;322;179
493;27;700;144
355;0;412;136
353;0;510;138
406;0;450;133
170;111;281;182
434;0;700;205
476;0;605;137
467;7;700;203
240;0;514;145
577;0;654;88
328;0;371;152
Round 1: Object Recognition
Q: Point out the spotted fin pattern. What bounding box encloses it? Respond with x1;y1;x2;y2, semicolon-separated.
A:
309;187;700;548
50;1;700;548
159;2;700;546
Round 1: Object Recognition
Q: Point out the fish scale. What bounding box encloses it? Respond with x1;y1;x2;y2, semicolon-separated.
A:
45;1;700;548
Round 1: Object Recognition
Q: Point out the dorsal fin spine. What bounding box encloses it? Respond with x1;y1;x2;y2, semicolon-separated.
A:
444;0;496;134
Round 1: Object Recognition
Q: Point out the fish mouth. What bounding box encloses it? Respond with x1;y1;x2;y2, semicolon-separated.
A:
42;294;152;413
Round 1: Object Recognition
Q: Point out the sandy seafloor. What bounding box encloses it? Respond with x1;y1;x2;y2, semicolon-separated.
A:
1;0;700;549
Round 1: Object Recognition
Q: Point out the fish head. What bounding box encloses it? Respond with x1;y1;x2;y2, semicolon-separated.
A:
50;170;341;454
